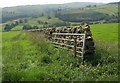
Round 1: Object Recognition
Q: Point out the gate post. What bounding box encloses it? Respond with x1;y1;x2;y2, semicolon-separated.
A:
74;37;77;57
82;31;86;65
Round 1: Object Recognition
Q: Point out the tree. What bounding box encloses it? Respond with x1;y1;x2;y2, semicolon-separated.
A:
19;19;23;23
44;21;48;24
86;5;91;8
24;19;28;23
23;25;32;30
37;20;42;24
15;21;19;26
4;24;11;31
10;23;15;28
93;5;96;7
32;26;39;29
47;16;52;19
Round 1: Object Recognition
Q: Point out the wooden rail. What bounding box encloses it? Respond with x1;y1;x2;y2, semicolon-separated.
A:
52;33;85;36
52;32;86;64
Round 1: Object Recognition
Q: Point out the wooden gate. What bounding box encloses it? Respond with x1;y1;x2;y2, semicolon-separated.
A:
52;31;87;64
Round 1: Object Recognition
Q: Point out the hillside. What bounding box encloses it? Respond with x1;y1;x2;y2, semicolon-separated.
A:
1;2;103;23
1;2;119;31
58;4;118;15
1;2;118;24
55;3;118;23
2;16;69;31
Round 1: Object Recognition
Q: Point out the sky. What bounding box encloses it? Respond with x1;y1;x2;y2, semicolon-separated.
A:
0;0;119;8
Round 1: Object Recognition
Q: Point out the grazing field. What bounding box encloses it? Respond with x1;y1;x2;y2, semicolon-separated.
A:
2;23;118;81
11;25;23;31
91;23;118;41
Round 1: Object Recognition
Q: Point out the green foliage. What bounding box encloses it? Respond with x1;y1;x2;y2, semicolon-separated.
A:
37;20;43;24
4;23;17;31
56;11;109;22
41;55;52;64
23;25;32;30
19;19;24;23
11;25;23;31
2;23;118;81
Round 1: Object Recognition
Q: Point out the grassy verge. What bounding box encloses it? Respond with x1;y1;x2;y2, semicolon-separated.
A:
2;30;118;81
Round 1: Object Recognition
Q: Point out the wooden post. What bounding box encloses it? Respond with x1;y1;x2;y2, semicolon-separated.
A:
81;31;86;65
74;37;77;57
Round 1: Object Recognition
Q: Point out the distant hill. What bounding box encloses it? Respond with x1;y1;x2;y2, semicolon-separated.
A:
1;2;119;24
1;2;103;23
1;2;119;31
55;3;118;23
108;2;120;4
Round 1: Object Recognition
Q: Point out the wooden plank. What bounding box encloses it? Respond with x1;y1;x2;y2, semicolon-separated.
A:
76;55;82;58
53;38;83;43
81;31;86;64
52;33;85;36
70;49;82;54
53;42;74;48
54;45;63;48
76;51;82;54
76;47;83;49
53;42;83;49
74;37;77;57
53;38;74;42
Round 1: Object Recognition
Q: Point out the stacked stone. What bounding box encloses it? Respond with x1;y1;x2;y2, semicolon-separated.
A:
41;24;94;58
82;24;95;58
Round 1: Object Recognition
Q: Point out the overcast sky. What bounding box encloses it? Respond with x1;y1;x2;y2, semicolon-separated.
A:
0;0;119;8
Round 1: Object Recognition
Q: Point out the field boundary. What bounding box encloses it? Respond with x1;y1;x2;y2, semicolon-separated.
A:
29;24;95;64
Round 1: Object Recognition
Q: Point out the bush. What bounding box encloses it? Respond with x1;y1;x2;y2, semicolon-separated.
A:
23;25;32;30
41;55;52;64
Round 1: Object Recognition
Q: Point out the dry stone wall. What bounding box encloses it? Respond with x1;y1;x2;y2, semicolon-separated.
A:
29;24;95;59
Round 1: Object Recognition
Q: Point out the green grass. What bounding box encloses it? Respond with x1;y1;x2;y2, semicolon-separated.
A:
11;25;23;31
2;23;118;81
60;4;118;16
92;4;118;15
91;23;118;42
2;16;64;30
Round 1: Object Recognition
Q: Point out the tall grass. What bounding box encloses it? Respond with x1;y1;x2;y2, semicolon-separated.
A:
2;31;118;81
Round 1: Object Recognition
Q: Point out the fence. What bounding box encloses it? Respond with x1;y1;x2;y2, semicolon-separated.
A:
29;24;95;64
52;32;86;64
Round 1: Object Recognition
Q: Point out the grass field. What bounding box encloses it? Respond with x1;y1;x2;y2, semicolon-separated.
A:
11;25;23;31
2;16;64;31
60;4;118;16
92;4;118;15
91;23;118;42
2;23;118;81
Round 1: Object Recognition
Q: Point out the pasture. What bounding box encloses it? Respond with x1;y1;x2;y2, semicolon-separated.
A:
2;23;118;81
91;23;118;42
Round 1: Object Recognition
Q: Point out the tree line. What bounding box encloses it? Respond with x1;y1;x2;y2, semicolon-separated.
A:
23;25;39;30
4;19;28;31
55;12;118;23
